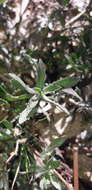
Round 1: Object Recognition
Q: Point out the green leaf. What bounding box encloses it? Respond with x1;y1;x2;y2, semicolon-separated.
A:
34;87;41;94
41;138;65;159
0;85;7;96
0;98;7;103
0;120;12;129
63;0;69;5
43;77;80;93
5;93;30;102
0;131;12;141
19;95;38;124
47;137;65;153
0;84;30;102
11;79;26;90
36;61;46;89
47;159;60;169
50;175;62;190
9;73;35;94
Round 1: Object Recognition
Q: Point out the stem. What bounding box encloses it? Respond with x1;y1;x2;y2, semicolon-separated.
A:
65;10;85;27
73;146;79;190
34;150;74;190
54;169;74;190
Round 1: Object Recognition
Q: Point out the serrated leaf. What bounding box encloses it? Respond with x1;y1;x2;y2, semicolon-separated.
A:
19;95;38;124
36;61;46;89
43;77;80;93
9;73;35;94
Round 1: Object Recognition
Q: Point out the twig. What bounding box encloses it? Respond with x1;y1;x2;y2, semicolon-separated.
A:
73;146;79;190
65;10;86;27
54;169;74;190
6;138;27;163
11;161;21;190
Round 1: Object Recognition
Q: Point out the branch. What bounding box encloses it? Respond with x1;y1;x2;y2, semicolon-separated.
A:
65;10;86;27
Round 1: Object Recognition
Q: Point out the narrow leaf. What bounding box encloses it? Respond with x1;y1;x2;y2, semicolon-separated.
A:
19;95;38;124
47;137;66;152
0;98;7;103
0;85;30;102
42;137;66;159
62;88;83;101
36;61;46;89
9;73;35;94
43;77;80;93
5;94;30;102
0;85;7;96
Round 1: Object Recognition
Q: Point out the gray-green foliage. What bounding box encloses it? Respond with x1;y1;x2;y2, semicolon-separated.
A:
0;58;80;189
9;60;80;124
0;0;91;189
